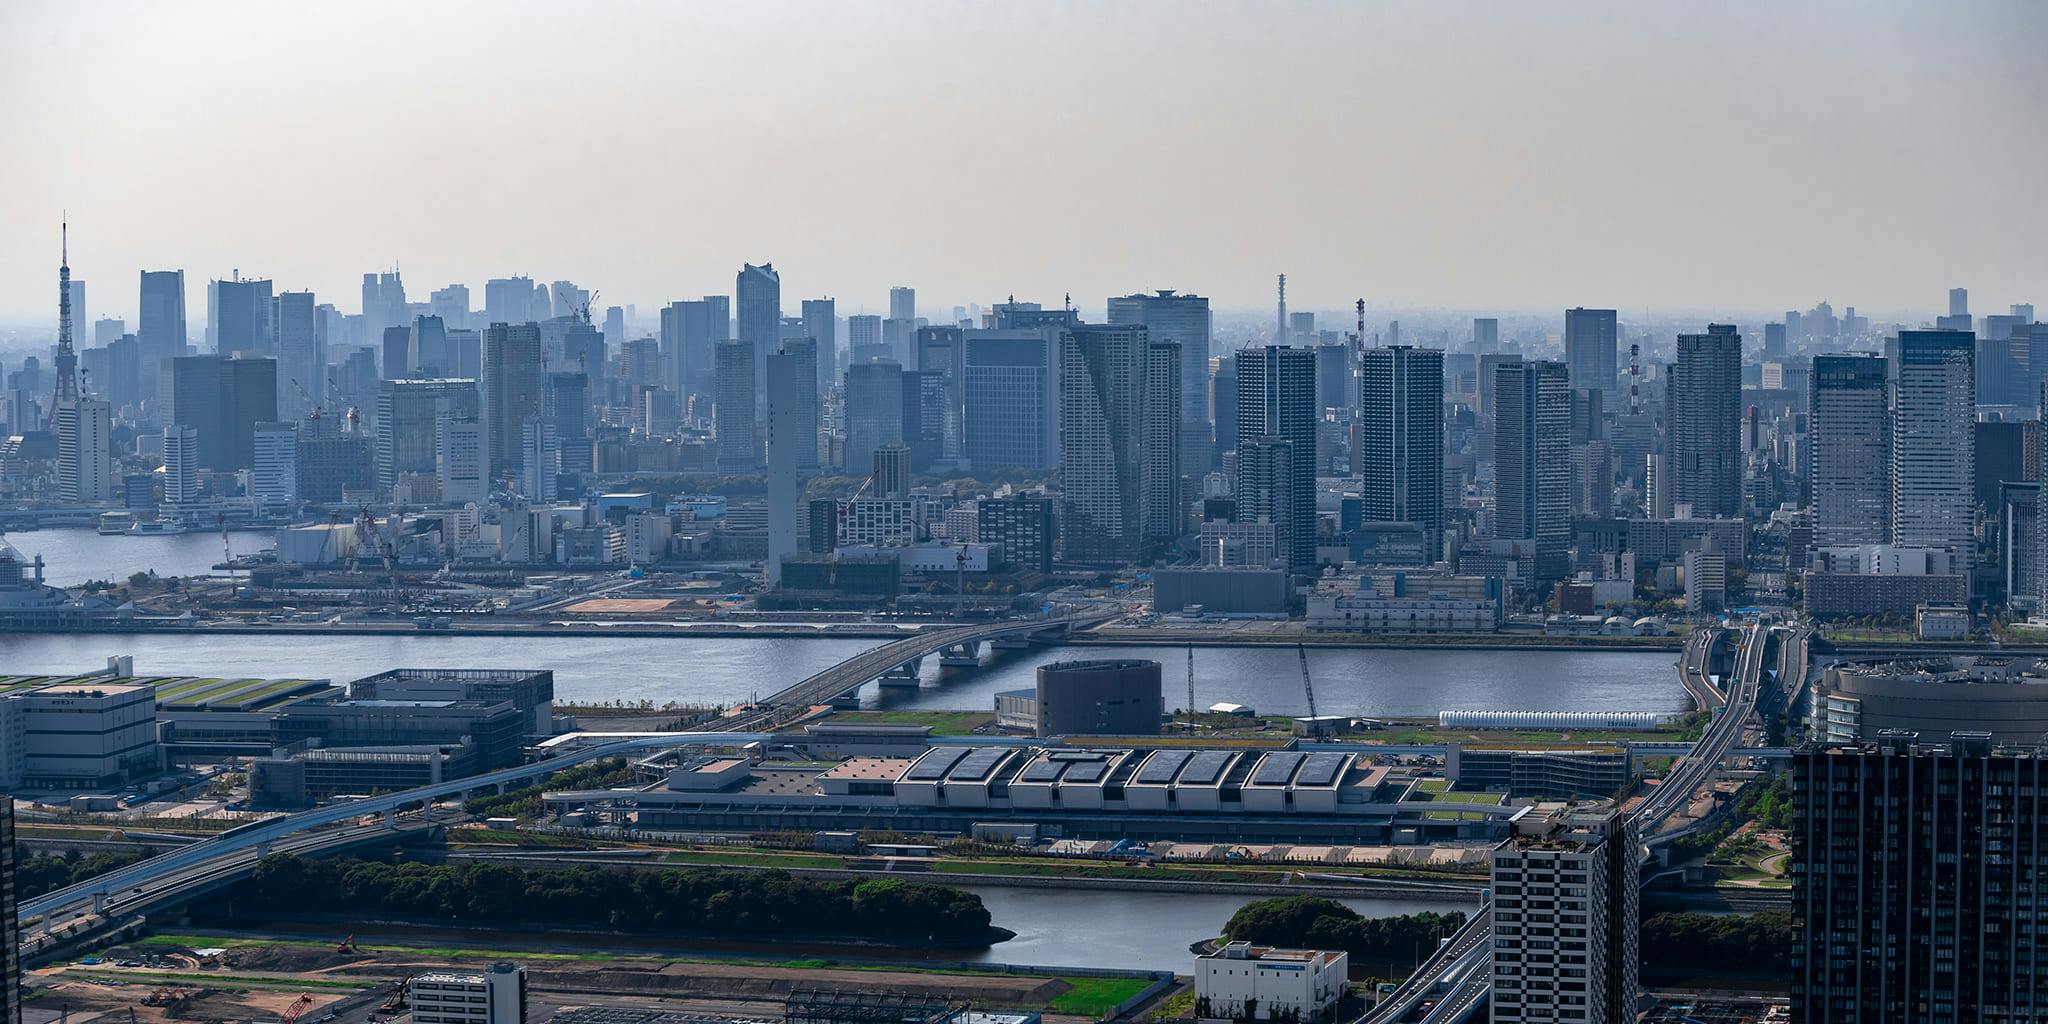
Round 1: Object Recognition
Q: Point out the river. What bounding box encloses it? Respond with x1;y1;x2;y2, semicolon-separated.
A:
0;632;1685;717
0;527;1687;715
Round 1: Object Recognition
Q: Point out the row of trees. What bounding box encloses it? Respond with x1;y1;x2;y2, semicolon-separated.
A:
20;849;152;899
1222;897;1467;963
466;757;636;820
237;855;994;943
1641;911;1792;975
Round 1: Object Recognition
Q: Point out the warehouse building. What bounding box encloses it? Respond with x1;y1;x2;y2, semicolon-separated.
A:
1196;943;1349;1024
1032;660;1163;737
0;678;162;788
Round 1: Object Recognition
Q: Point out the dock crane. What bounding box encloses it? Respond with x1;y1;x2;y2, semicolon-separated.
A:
1296;643;1319;726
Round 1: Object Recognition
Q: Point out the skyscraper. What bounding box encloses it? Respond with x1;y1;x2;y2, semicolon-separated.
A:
519;416;558;500
772;338;820;473
482;322;544;482
1141;339;1183;542
362;271;406;333
713;340;759;472
274;290;321;420
1358;345;1444;554
1669;324;1743;519
962;330;1056;471
55;398;111;502
844;359;905;478
2;796;19;1024
436;416;488;504
1489;809;1638;1024
1810;354;1890;547
1107;290;1214;463
376;377;479;488
250;421;298;509
213;277;274;354
484;276;536;327
737;263;780;414
889;286;915;323
1892;330;1976;550
160;426;202;508
1235;345;1319;574
1494;360;1571;584
1792;735;2046;1022
1564;307;1618;397
1949;286;1969;319
765;347;807;586
847;314;883;361
1472;317;1499;353
163;354;276;472
137;269;187;395
802;297;837;392
429;284;470;331
1060;324;1150;565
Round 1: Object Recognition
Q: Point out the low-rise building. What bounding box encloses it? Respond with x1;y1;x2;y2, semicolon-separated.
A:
1305;568;1503;632
1195;942;1349;1024
1154;567;1291;616
1915;604;1969;641
0;680;161;788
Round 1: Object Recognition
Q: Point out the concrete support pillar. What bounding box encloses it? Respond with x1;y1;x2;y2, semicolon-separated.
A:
382;808;395;830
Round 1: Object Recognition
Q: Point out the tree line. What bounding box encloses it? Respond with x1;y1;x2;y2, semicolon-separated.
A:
20;849;153;899
1223;897;1468;962
236;855;995;943
465;757;636;820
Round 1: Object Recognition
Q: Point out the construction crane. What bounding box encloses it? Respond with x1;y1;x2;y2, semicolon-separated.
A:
290;377;323;420
827;469;879;588
1296;643;1319;725
281;994;316;1024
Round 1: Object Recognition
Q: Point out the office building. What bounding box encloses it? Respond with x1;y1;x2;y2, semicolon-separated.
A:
436;417;488;504
1061;324;1150;564
161;426;202;507
483;277;536;331
1792;736;2048;1022
714;340;759;472
429;284;469;331
55;398;111;502
1892;330;1976;550
802;297;837;390
376;378;479;488
1142;339;1183;542
889;285;915;323
977;494;1056;573
272;290;322;419
1949;287;1970;319
213;277;274;354
101;333;141;409
1235;345;1319;573
1473;317;1499;353
847;314;883;360
410;314;452;377
408;963;526;1024
1564;307;1618;396
1810;354;1889;547
163;354;276;472
482;322;543;482
249;422;297;509
1494;360;1571;584
765;349;807;587
1669;324;1743;519
1489;808;1638;1024
1358;346;1444;554
738;262;780;413
1315;342;1352;414
915;326;966;458
137;269;187;394
963;329;1056;470
1108;290;1214;460
844;359;905;479
518;417;558;500
1212;354;1237;460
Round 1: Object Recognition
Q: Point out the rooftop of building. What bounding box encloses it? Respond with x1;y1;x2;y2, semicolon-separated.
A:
818;756;914;782
1201;941;1344;966
24;682;152;697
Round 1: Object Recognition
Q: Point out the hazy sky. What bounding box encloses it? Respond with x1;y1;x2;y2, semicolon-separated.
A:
2;0;2043;329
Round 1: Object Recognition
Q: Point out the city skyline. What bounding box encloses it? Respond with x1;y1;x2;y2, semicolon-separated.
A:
2;2;2045;327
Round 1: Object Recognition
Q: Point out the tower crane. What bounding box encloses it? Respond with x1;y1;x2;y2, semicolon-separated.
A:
290;377;323;420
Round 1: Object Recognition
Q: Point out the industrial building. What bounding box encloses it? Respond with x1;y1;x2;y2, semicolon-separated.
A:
1445;744;1630;800
1195;943;1349;1024
540;742;1509;844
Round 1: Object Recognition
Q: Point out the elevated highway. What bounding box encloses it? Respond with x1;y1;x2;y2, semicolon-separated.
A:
1359;622;1783;1022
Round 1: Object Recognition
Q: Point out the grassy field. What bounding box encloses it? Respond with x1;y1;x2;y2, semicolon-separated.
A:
1048;977;1154;1015
64;969;373;991
803;710;997;735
